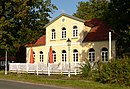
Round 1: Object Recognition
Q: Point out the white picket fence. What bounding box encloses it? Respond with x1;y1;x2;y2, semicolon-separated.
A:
9;63;83;76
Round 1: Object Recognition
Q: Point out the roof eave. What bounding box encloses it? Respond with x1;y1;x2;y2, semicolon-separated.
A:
25;44;45;47
82;39;117;43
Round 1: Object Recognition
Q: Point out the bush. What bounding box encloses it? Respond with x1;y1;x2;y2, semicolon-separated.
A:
96;58;130;85
80;62;91;78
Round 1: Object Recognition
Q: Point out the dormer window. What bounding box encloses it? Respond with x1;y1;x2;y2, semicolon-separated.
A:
62;27;66;39
52;29;56;40
73;26;78;37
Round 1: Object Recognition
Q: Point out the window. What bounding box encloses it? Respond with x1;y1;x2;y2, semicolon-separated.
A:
62;27;66;39
0;61;5;66
73;49;78;62
73;26;78;37
62;50;66;62
101;48;108;62
33;52;35;62
52;50;56;62
62;18;65;22
39;51;43;62
52;29;56;39
88;48;95;62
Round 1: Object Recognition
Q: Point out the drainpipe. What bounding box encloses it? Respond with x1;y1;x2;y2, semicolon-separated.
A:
109;32;112;61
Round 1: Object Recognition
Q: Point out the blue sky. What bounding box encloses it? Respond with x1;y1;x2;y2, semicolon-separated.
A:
50;0;88;20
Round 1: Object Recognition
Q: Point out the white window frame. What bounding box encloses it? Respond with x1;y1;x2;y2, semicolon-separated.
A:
33;52;35;62
61;27;66;39
73;49;78;62
62;50;66;63
88;48;95;62
73;26;78;38
1;61;5;66
39;51;43;62
51;29;56;40
52;51;56;62
101;48;108;62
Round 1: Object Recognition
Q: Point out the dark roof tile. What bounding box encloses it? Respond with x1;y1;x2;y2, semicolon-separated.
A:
25;35;46;47
83;18;116;42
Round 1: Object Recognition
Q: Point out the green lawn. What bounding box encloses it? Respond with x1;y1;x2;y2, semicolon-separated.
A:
0;71;129;89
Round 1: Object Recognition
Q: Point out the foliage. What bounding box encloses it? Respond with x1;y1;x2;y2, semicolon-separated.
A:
80;58;130;86
73;0;109;20
95;58;130;85
104;0;130;57
74;0;130;57
80;62;92;78
0;0;57;61
80;61;103;80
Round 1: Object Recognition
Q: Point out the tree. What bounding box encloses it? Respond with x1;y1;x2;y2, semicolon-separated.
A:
0;0;57;62
74;0;130;57
73;0;109;20
104;0;130;57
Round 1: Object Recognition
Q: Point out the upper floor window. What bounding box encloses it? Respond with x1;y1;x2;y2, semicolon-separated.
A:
62;27;66;39
62;50;66;62
73;26;78;37
39;51;43;62
88;48;95;62
52;29;56;39
101;48;108;62
73;49;78;62
52;50;56;62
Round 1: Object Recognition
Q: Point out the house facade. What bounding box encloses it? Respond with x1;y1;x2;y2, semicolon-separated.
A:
25;13;116;64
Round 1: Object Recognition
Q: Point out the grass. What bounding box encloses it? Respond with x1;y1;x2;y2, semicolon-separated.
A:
0;70;129;89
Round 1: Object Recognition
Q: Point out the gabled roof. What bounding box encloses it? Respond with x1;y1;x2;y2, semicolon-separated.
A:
25;35;46;47
44;13;85;28
83;18;116;42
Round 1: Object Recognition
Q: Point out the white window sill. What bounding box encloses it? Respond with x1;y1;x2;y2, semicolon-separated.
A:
50;39;56;41
71;37;78;39
60;38;66;40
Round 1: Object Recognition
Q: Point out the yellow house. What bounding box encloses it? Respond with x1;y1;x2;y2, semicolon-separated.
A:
25;13;116;64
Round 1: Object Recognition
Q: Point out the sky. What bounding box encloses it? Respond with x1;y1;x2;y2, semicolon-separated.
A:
50;0;88;20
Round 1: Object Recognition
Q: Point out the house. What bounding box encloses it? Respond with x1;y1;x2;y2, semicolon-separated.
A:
25;13;116;65
0;57;15;69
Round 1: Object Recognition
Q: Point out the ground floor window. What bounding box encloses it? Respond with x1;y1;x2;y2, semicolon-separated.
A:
73;49;78;62
52;50;56;62
101;48;108;62
62;50;66;62
39;51;43;62
0;61;5;66
33;52;35;62
88;48;95;62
